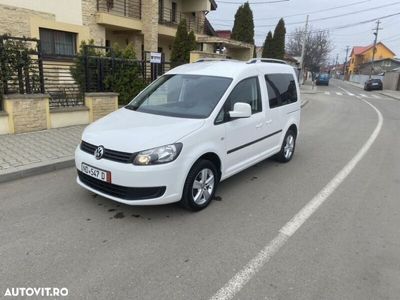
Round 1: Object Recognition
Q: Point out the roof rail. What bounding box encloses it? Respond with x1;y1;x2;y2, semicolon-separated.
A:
247;58;287;65
195;58;232;63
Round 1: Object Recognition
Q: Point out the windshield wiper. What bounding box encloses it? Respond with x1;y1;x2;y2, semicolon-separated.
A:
124;105;137;111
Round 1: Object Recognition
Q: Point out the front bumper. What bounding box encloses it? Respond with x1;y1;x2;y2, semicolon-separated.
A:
75;146;185;205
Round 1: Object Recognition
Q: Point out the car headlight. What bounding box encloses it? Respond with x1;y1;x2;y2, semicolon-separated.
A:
133;143;183;165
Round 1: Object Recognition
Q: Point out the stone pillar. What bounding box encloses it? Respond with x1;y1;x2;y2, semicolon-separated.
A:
3;94;50;134
81;0;106;45
142;0;159;54
85;92;119;122
129;33;144;60
195;11;206;34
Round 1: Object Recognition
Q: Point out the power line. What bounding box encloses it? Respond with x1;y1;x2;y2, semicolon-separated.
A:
254;1;400;27
212;0;372;21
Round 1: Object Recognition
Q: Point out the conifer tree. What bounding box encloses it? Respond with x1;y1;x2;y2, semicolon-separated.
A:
231;2;255;45
271;18;286;59
262;31;273;58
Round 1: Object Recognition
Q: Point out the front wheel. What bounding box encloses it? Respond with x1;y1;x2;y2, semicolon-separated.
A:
274;130;296;163
180;160;219;211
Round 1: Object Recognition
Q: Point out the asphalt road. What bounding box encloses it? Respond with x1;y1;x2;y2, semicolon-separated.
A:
1;80;399;300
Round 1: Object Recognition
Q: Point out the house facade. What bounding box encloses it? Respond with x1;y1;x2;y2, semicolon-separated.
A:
357;58;400;75
348;42;396;75
0;0;253;62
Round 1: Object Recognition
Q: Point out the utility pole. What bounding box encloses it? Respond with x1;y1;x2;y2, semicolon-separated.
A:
334;53;339;77
369;19;382;79
343;45;350;81
299;15;309;84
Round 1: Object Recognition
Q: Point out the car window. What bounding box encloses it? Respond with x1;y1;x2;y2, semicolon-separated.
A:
265;73;298;107
126;74;232;119
226;77;262;114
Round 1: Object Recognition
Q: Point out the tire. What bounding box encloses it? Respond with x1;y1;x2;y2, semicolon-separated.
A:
274;130;296;163
180;160;219;211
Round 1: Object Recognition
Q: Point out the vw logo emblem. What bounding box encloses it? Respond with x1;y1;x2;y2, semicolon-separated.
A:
94;146;105;160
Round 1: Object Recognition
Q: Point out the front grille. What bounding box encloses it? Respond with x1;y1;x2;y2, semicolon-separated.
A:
78;171;166;200
80;141;135;163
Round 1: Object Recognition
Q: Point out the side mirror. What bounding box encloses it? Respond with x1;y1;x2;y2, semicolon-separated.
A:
229;102;252;119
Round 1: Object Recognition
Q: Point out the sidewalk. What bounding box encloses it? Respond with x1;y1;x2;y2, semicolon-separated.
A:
378;90;400;101
300;79;317;94
341;80;400;100
0;125;84;183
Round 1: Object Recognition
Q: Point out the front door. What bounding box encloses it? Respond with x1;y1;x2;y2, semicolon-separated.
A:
220;76;266;176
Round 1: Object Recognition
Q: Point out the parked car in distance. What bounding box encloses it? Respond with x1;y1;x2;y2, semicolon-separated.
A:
315;73;330;86
75;59;301;211
364;78;383;91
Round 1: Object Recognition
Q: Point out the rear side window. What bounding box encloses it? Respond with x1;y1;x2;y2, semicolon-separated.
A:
265;74;298;108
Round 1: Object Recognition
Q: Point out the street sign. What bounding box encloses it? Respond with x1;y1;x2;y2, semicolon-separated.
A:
150;52;162;64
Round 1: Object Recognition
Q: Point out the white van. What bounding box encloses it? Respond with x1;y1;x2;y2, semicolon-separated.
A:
75;59;301;211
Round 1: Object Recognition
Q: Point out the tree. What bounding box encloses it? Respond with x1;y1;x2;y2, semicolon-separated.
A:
186;31;197;61
104;43;146;105
262;31;273;58
231;2;255;45
286;26;332;72
170;20;196;68
270;18;286;59
71;40;145;105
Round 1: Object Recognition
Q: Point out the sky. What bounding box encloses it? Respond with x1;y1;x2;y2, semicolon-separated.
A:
206;0;400;64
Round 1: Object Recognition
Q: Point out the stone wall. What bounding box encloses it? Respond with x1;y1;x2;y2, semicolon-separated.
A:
3;94;50;134
0;4;55;37
85;93;118;122
81;0;106;45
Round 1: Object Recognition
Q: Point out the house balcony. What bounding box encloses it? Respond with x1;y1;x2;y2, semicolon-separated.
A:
97;0;141;19
158;7;205;36
95;0;142;31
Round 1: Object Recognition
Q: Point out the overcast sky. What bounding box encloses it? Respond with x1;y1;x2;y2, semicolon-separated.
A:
207;0;400;64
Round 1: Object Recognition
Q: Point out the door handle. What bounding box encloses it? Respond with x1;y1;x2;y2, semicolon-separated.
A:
255;123;263;128
265;119;272;124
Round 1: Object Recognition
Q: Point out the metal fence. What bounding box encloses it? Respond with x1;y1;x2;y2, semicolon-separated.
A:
0;38;173;110
0;36;44;96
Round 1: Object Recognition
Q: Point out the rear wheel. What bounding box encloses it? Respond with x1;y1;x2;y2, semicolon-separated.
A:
180;160;219;211
274;130;296;163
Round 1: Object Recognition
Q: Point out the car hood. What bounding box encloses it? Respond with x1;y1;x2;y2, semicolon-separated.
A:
82;108;205;152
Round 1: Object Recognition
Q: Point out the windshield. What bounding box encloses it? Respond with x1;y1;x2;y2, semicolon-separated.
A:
319;74;329;80
126;74;232;118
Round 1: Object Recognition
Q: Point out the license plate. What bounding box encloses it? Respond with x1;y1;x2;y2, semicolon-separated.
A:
81;163;111;183
372;83;378;86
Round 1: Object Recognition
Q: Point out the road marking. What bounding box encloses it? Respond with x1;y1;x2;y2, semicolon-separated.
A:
360;94;368;98
324;91;330;95
347;92;355;96
210;86;383;300
372;94;381;99
336;92;343;96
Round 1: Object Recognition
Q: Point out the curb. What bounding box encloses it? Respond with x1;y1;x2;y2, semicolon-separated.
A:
0;157;74;184
378;92;400;101
301;100;309;108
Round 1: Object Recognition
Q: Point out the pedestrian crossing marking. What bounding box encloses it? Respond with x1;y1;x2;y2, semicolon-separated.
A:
371;94;381;99
347;92;355;96
360;94;368;97
336;92;343;96
324;91;330;95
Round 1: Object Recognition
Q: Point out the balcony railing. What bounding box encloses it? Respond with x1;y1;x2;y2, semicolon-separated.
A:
96;0;141;19
158;7;204;34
